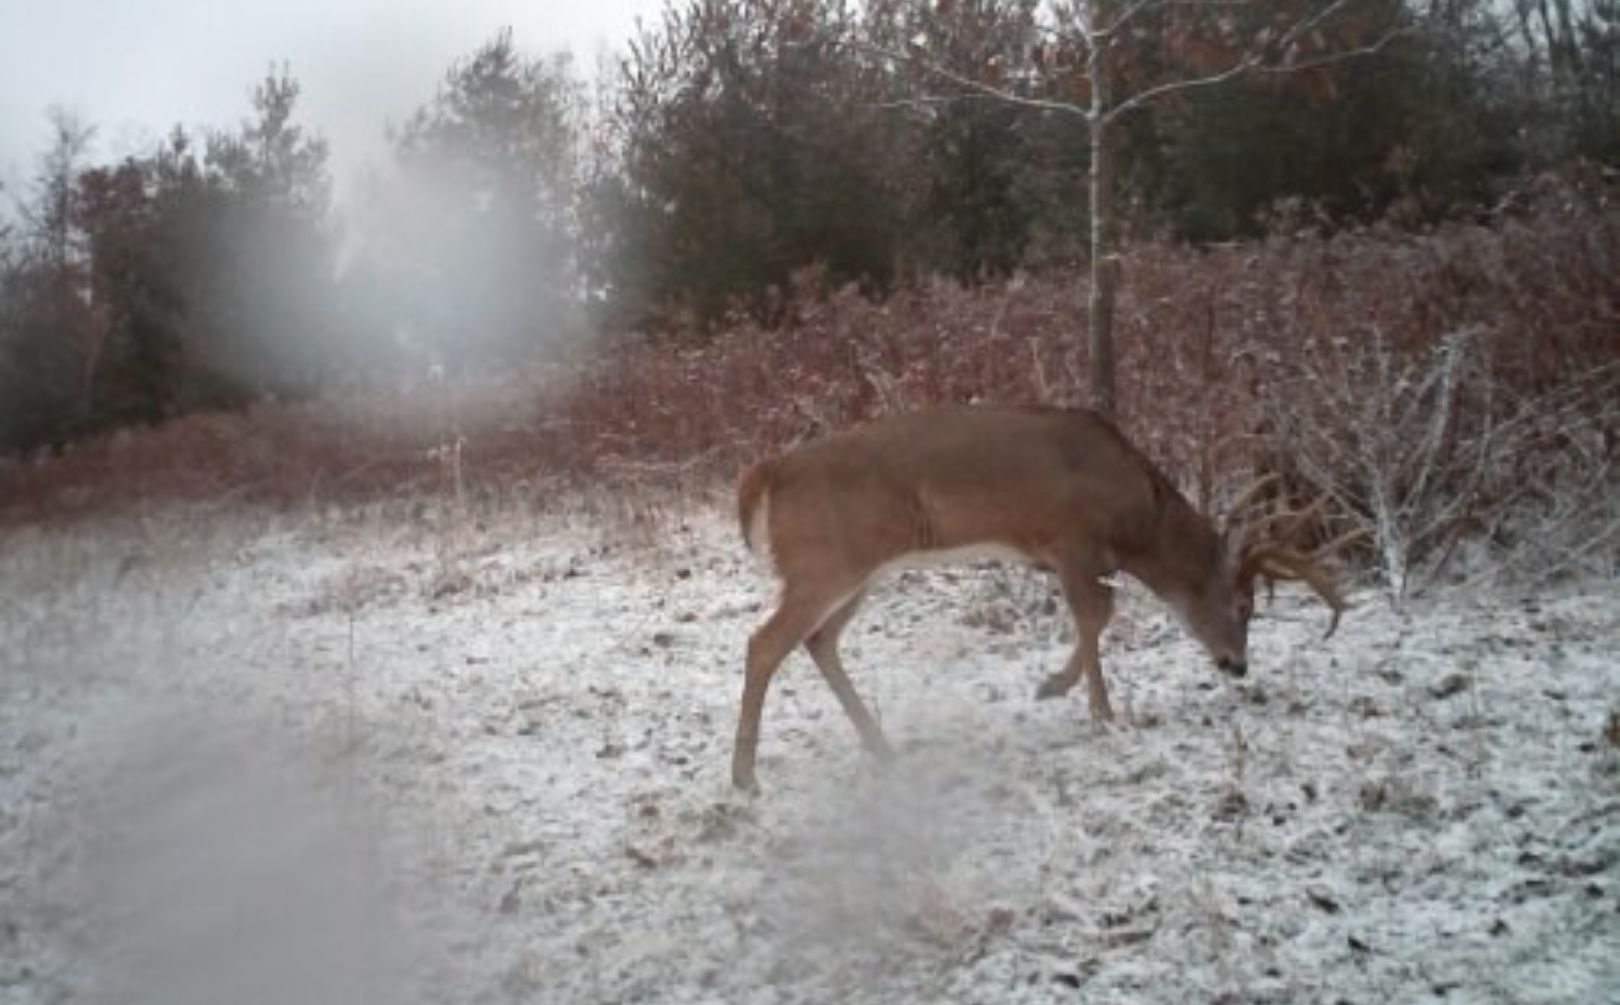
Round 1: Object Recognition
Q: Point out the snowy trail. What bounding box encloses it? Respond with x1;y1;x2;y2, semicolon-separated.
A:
2;504;1617;1003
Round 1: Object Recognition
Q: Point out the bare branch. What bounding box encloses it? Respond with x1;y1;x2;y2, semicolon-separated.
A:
1102;0;1173;39
1103;54;1261;125
1044;0;1095;39
867;94;1023;113
844;1;1407;130
1250;28;1413;76
1028;20;1093;53
845;38;1091;119
1104;24;1412;126
1100;0;1271;41
1273;0;1364;46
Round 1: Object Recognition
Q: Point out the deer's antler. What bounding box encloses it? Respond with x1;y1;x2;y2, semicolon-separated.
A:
1221;471;1284;529
1239;544;1353;639
1234;494;1332;554
1227;474;1366;635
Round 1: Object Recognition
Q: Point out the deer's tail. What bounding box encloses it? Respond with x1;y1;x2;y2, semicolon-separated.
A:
737;460;775;558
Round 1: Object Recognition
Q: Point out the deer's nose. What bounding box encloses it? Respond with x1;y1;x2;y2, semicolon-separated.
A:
1216;656;1248;679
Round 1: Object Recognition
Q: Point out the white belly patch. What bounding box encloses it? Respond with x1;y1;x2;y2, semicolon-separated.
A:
874;542;1035;579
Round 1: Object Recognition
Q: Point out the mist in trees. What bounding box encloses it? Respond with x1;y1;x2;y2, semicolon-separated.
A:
346;29;584;371
1;110;97;452
2;3;1617;455
0;74;339;450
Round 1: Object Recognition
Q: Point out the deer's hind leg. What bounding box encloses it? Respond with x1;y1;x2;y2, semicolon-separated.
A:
803;589;893;762
732;581;863;792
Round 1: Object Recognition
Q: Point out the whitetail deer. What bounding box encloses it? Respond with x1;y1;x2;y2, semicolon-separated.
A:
731;405;1348;792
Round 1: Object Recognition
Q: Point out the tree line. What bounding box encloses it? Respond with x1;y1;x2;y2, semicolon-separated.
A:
3;0;1617;455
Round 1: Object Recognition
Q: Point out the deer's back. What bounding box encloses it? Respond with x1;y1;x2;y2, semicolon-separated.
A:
763;407;1162;575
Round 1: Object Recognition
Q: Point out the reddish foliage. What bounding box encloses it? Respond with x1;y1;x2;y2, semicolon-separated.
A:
3;196;1615;528
0;374;573;524
561;197;1619;500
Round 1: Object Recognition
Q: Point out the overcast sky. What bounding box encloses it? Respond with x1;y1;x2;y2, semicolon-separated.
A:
0;0;657;201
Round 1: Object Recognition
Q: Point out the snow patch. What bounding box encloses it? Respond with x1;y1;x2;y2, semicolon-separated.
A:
2;505;1617;1004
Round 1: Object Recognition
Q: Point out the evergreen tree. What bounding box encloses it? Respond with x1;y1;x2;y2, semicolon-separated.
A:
354;29;583;369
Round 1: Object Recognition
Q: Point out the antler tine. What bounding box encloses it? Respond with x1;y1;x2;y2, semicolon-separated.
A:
1241;546;1349;639
1223;471;1283;525
1278;493;1331;546
1238;493;1330;550
1310;526;1371;562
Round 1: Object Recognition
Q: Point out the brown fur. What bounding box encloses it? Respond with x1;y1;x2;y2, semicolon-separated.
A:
740;407;1207;585
729;405;1342;792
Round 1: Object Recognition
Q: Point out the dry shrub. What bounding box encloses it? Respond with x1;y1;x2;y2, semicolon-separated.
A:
4;188;1617;596
1262;327;1620;596
1236;184;1620;596
557;266;1241;484
0;369;572;524
561;191;1618;594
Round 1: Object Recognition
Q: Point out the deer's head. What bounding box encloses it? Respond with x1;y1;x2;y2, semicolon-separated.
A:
1176;495;1351;680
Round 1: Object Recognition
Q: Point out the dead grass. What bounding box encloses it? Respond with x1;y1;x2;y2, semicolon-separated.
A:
4;191;1616;595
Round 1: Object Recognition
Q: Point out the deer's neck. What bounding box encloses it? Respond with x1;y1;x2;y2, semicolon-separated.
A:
1118;492;1221;603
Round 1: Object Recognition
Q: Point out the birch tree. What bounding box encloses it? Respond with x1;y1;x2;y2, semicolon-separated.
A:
863;0;1407;416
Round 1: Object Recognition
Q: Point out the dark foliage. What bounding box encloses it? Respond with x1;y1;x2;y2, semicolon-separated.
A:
3;1;1619;462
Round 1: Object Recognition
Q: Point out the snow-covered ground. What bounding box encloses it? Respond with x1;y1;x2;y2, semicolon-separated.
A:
2;500;1617;1004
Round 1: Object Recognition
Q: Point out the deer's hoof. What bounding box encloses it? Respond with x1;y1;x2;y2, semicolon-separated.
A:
1035;675;1076;700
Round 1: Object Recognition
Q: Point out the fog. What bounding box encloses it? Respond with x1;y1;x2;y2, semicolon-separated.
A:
0;0;655;195
0;9;608;441
71;705;418;1005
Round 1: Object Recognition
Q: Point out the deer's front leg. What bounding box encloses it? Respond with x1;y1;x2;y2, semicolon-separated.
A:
1036;573;1115;722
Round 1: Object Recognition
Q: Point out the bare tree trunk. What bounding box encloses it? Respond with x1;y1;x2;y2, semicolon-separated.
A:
79;300;113;419
1086;26;1118;419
